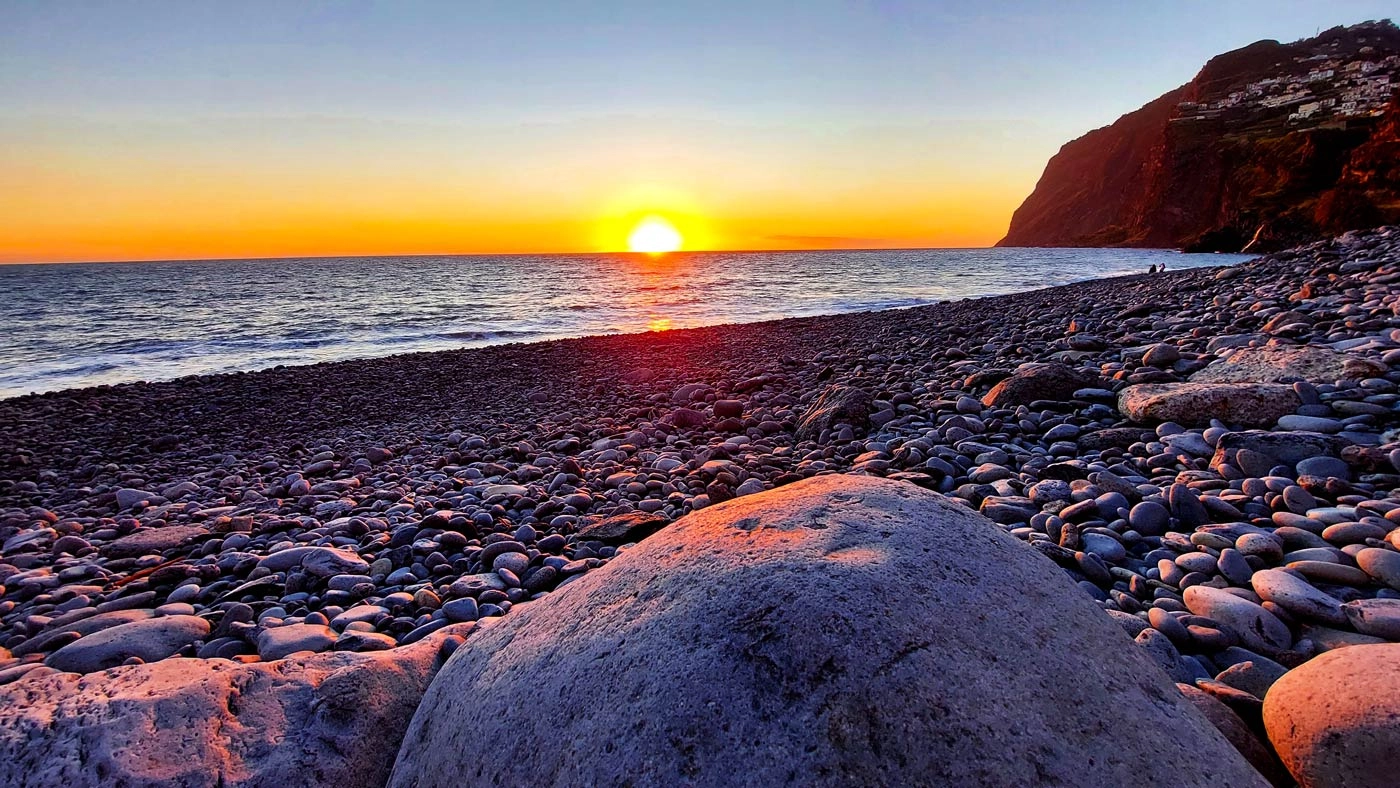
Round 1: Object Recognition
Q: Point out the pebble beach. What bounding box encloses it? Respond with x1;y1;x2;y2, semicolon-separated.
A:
3;227;1400;785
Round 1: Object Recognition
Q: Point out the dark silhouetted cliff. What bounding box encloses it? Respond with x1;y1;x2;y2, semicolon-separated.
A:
999;21;1400;252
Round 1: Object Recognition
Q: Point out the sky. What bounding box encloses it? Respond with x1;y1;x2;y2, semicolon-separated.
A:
1;1;1394;263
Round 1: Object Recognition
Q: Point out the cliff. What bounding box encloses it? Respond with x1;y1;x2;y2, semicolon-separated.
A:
999;20;1400;252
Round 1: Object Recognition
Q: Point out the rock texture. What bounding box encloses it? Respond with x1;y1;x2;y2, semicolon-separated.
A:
1208;430;1347;474
980;362;1100;407
0;624;473;788
998;22;1400;251
795;384;872;440
390;476;1265;787
1191;345;1390;383
572;511;670;546
1118;382;1300;427
1264;643;1400;788
101;525;209;558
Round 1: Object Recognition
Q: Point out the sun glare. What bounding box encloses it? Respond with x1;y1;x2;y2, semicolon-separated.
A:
627;216;683;254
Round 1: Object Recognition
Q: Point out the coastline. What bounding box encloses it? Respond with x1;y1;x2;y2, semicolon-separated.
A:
0;246;1241;400
1;227;1398;784
0;264;1227;486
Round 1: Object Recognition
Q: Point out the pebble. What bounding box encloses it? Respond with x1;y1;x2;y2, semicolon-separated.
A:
1356;548;1400;590
1215;659;1288;701
1251;569;1346;625
1295;456;1350;480
1277;415;1344;433
1128;501;1169;535
1321;521;1387;544
45;615;210;674
1342;598;1400;640
1286;560;1371;586
442;597;480;623
256;623;338;661
1184;586;1293;655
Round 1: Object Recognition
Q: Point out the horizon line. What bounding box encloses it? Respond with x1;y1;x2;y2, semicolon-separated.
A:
0;244;1015;267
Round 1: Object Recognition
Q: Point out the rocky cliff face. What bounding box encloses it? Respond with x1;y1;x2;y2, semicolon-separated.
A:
999;21;1400;252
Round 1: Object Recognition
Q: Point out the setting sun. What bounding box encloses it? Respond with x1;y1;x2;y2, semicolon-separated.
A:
626;216;683;254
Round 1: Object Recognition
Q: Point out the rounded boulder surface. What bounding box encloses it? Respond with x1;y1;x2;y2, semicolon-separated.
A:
1264;644;1400;788
389;475;1266;787
0;625;474;788
46;615;210;674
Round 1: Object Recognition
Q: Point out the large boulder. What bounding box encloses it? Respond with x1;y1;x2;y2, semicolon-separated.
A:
795;385;872;440
0;624;473;788
1264;644;1400;788
1119;383;1300;427
1191;345;1388;384
389;475;1265;787
981;362;1100;407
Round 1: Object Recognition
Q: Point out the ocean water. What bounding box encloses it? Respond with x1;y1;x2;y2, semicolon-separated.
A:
0;248;1251;399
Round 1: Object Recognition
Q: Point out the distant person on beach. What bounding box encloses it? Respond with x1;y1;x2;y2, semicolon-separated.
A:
1147;264;1157;274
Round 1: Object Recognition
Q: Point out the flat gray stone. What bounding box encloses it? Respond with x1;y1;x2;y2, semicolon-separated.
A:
981;363;1100;407
1251;569;1346;625
102;526;209;559
1209;430;1346;474
114;488;160;510
46;616;210;674
795;384;873;440
1119;383;1300;428
1191;346;1387;384
257;623;338;661
12;609;154;658
259;546;367;577
299;547;371;578
1184;586;1292;655
573;512;669;546
1342;598;1400;640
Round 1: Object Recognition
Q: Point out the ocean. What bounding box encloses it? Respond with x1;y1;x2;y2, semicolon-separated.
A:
0;248;1252;399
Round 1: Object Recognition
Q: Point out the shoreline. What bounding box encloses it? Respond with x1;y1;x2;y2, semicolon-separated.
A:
2;264;1219;406
0;246;1244;401
1;227;1397;784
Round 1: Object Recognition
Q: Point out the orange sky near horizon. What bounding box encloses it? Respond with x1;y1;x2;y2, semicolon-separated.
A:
0;116;1029;263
